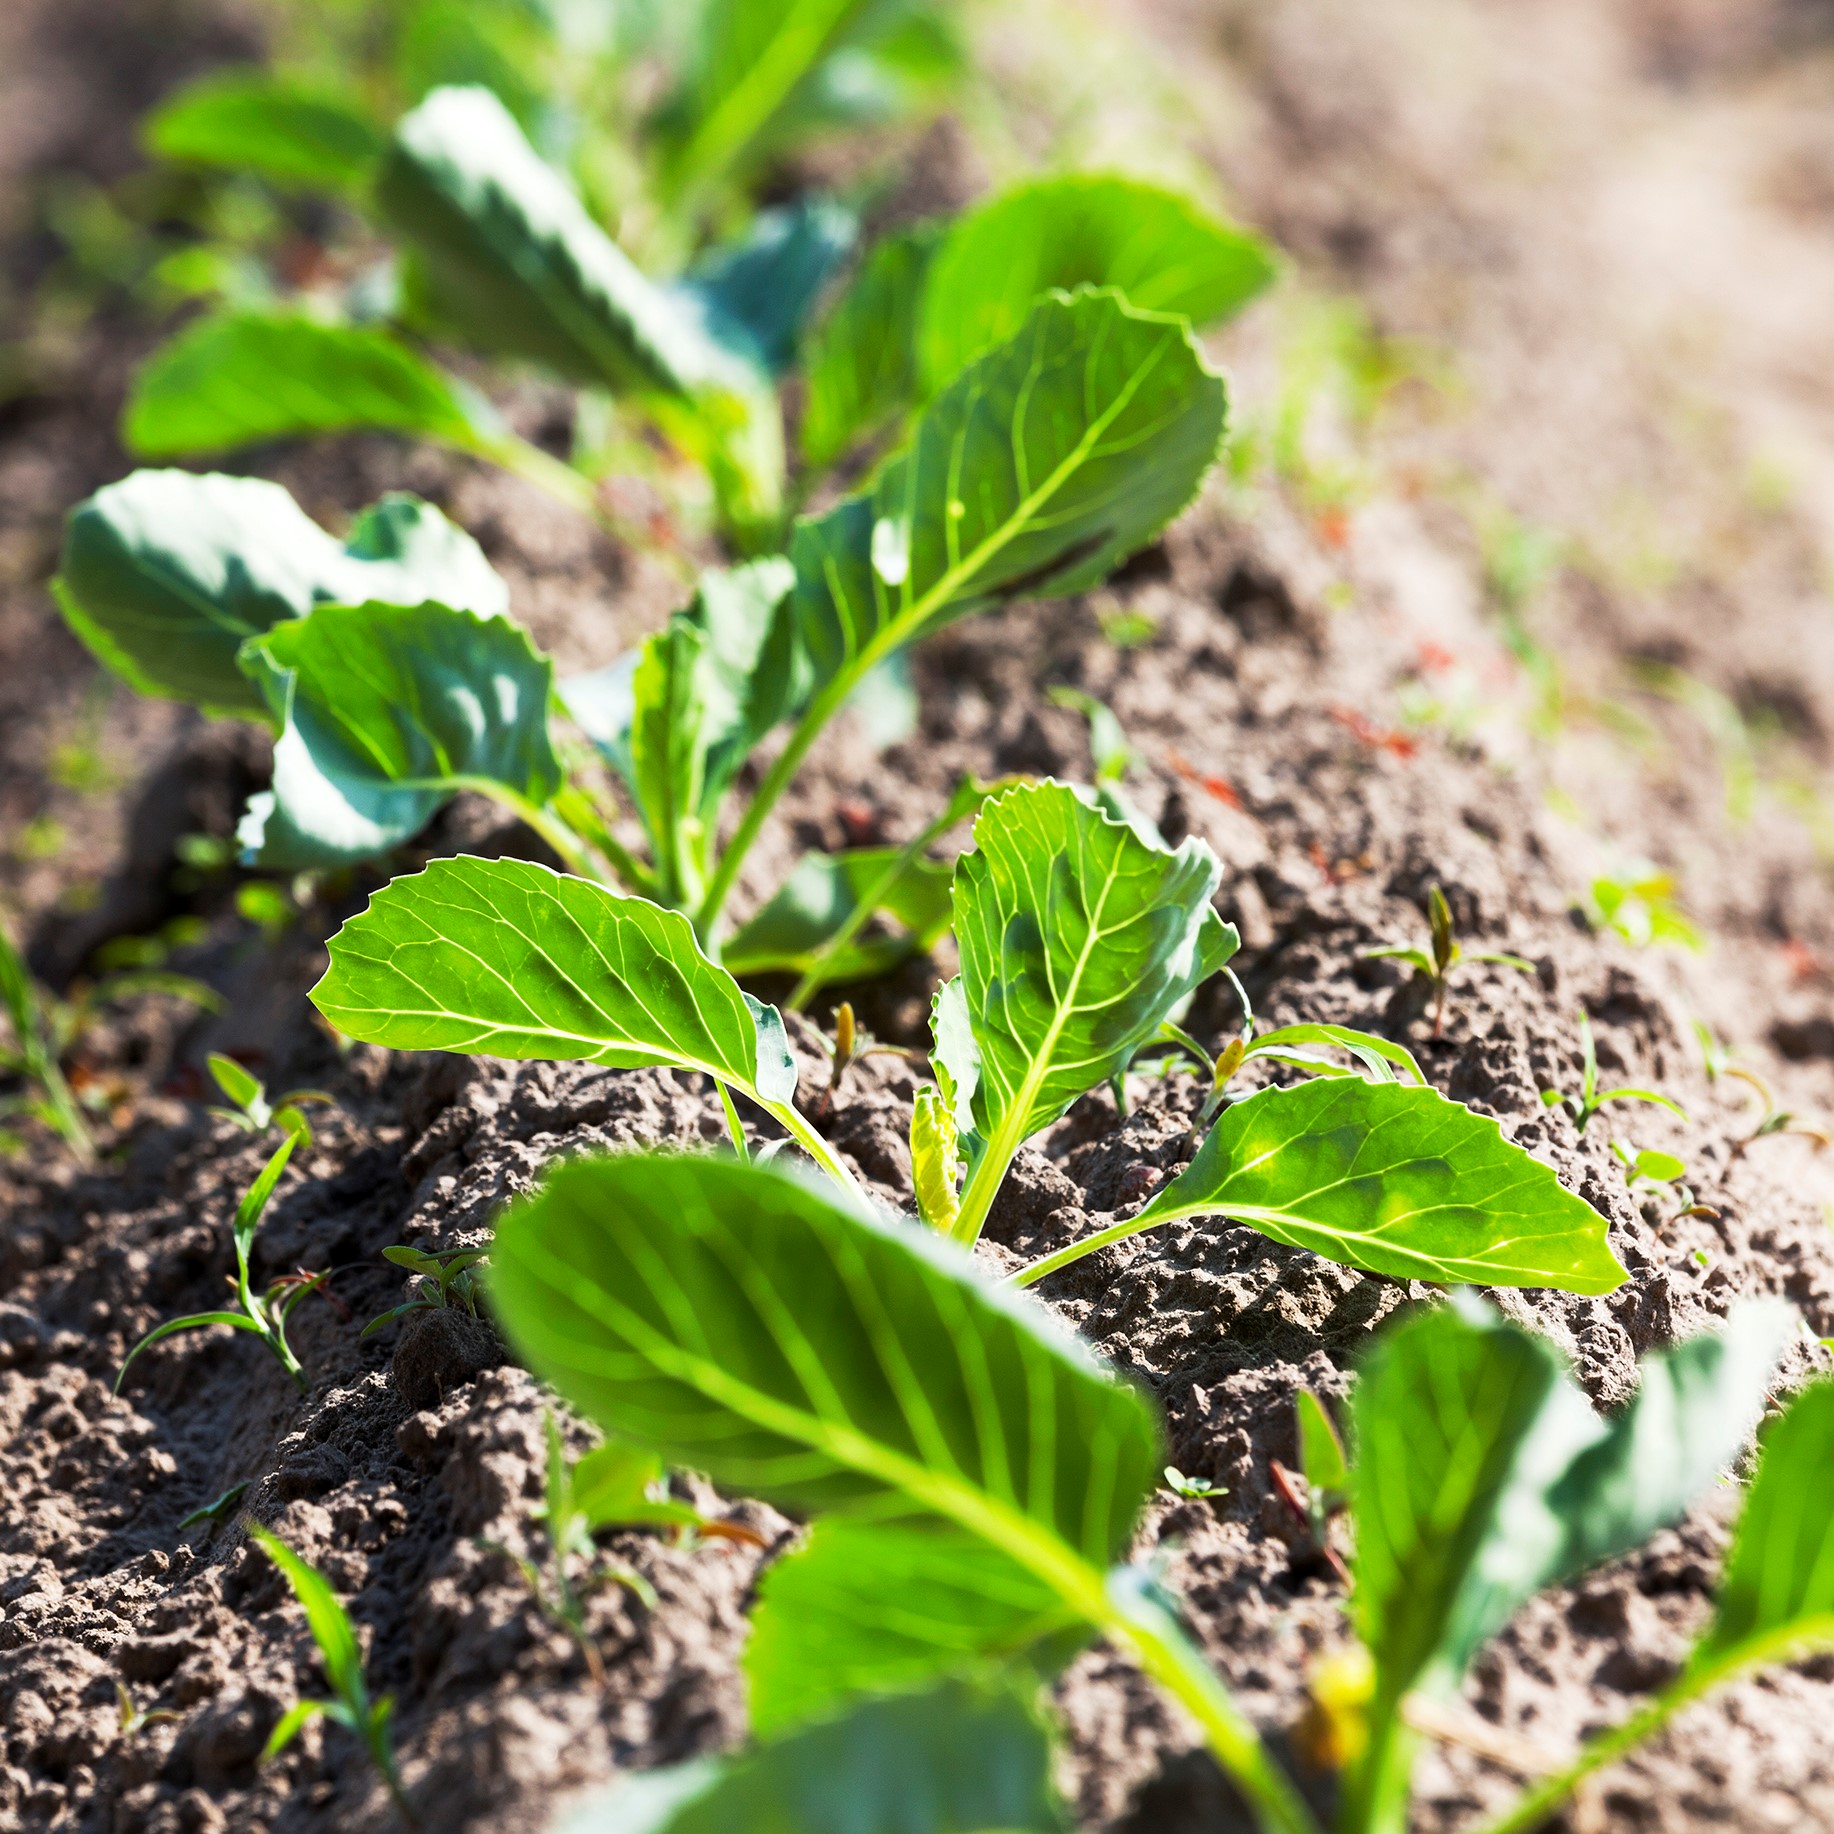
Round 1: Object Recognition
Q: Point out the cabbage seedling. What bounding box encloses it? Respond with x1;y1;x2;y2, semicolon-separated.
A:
485;1149;1816;1834
1540;1008;1687;1132
116;1120;321;1394
252;1527;413;1827
1364;884;1535;1038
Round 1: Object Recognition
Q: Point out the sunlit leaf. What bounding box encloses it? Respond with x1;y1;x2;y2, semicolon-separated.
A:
123;310;488;459
721;846;952;980
312;855;799;1105
55;472;505;716
235;600;562;868
918;173;1277;395
144;69;384;194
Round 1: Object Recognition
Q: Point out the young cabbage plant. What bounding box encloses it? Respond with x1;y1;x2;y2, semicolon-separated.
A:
252;1527;415;1828
116;1119;321;1394
899;783;1623;1299
1540;1009;1687;1133
1364;884;1535;1038
487;1150;1320;1834
1337;1294;1813;1834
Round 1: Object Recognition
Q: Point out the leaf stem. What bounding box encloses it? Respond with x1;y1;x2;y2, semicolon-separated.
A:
757;1095;868;1205
448;780;623;888
716;1081;751;1163
549;784;665;900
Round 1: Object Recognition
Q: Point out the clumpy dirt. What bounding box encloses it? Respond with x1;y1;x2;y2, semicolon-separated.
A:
8;1;1834;1833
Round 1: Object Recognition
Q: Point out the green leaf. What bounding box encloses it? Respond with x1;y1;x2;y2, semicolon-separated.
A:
377;86;781;529
1296;1390;1348;1499
721;846;953;980
745;1519;1073;1736
556;1679;1064;1834
123;310;486;460
946;781;1236;1242
790;288;1227;699
800;222;938;471
661;0;878;202
311;856;798;1105
1690;1378;1834;1675
144;69;384;194
1246;1024;1425;1085
54;472;506;716
917;174;1278;396
910;1086;963;1234
235;601;563;869
1127;1078;1627;1293
1441;1299;1794;1684
486;1148;1162;1554
676;198;857;374
569;1439;700;1532
249;1527;366;1707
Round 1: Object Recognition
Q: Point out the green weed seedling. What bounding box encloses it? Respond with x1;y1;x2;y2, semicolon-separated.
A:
1541;1009;1687;1134
252;1527;413;1827
1579;863;1703;951
2;914;222;1163
117;1118;323;1394
360;1246;487;1339
485;1150;1823;1834
177;1480;250;1539
206;1051;333;1141
315;781;1628;1299
1693;1020;1829;1158
1162;1466;1225;1501
114;1681;179;1739
1364;885;1535;1039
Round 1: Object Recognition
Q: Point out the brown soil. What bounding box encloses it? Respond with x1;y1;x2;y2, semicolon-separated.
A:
6;3;1834;1834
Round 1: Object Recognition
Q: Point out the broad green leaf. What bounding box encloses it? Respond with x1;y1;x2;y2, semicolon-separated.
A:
745;1519;1072;1736
557;1680;1064;1834
144;69;384;193
123;310;486;459
800;222;938;471
1690;1379;1834;1674
235;601;562;869
675;198;857;374
910;1086;963;1234
249;1528;364;1704
945;781;1236;1239
918;174;1278;396
311;855;800;1107
1440;1298;1794;1681
1128;1078;1627;1293
720;846;953;980
1296;1390;1348;1498
486;1150;1162;1553
377;86;781;528
569;1439;699;1532
790;288;1227;698
1351;1298;1566;1717
54;472;506;716
661;0;877;202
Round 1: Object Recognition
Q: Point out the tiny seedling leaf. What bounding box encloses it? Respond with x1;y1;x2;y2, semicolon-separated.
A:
745;1518;1073;1736
556;1679;1064;1834
144;69;384;193
1125;1079;1626;1293
311;856;799;1107
1296;1390;1349;1501
917;173;1278;395
124;311;487;460
55;473;505;716
250;1526;365;1708
235;600;563;869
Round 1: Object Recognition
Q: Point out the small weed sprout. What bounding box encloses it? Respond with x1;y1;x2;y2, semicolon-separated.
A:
252;1527;413;1827
1162;1467;1224;1500
177;1480;250;1538
361;1247;488;1338
1364;885;1535;1038
1579;864;1703;951
1541;1010;1687;1133
1692;1020;1828;1157
117;1118;324;1394
114;1681;179;1738
206;1051;333;1141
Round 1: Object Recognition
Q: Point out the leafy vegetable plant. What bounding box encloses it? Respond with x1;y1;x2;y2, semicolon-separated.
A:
117;1118;322;1394
253;1526;414;1827
1364;884;1535;1038
1540;1009;1686;1132
485;1146;1820;1834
